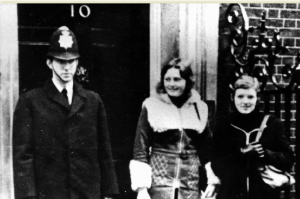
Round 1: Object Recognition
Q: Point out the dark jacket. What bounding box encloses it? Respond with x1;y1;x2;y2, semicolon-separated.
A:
212;110;294;199
133;90;212;165
130;89;216;199
13;80;119;199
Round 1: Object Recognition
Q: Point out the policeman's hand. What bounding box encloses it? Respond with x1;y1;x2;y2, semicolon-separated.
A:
241;141;264;157
201;184;219;199
137;187;151;199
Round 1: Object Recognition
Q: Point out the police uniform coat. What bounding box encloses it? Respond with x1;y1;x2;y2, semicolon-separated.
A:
13;80;119;199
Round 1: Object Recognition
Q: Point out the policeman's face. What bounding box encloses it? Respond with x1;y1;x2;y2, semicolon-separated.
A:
47;58;78;83
234;88;258;114
164;68;186;97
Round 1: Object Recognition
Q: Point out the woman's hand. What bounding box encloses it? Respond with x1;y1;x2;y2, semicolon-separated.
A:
137;187;151;199
241;141;264;157
201;184;219;199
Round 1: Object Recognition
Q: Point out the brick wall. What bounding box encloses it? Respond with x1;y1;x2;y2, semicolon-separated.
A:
218;3;297;199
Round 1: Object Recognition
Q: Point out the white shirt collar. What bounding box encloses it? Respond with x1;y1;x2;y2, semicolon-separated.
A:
52;78;73;104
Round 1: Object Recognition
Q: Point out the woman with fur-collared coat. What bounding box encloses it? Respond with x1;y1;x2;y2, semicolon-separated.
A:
129;58;220;199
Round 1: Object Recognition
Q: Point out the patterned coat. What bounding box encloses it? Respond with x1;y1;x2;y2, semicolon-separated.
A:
129;89;218;199
13;80;119;199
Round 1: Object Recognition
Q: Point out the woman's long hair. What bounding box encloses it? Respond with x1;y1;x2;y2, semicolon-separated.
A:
156;58;195;96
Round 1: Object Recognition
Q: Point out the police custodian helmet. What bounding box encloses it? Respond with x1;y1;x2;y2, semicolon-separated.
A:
47;26;80;60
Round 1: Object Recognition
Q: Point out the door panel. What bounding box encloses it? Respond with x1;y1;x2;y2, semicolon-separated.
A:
18;4;149;195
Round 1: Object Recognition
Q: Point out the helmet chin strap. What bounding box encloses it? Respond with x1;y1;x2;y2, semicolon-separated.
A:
52;66;69;85
49;60;78;85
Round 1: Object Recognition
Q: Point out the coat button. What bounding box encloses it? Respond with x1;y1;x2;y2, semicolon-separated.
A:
180;151;188;160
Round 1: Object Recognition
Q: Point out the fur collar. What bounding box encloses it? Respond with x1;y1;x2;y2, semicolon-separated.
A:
143;89;208;133
150;89;201;106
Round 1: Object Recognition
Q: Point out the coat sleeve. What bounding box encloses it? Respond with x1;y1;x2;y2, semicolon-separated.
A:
262;116;294;171
211;116;243;184
132;105;152;163
97;96;119;196
129;105;152;191
13;95;37;199
197;121;213;165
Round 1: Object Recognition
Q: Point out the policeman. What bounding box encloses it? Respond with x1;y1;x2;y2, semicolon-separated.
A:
13;26;119;199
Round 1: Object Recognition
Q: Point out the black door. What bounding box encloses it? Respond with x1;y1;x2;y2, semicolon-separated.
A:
18;4;150;196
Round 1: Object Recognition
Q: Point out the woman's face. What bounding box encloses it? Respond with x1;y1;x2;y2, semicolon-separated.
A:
164;68;187;97
234;88;258;114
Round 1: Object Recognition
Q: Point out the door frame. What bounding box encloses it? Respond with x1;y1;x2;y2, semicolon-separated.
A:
0;4;18;199
0;3;220;199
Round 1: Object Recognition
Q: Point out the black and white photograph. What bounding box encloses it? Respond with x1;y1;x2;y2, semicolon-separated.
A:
0;2;297;199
